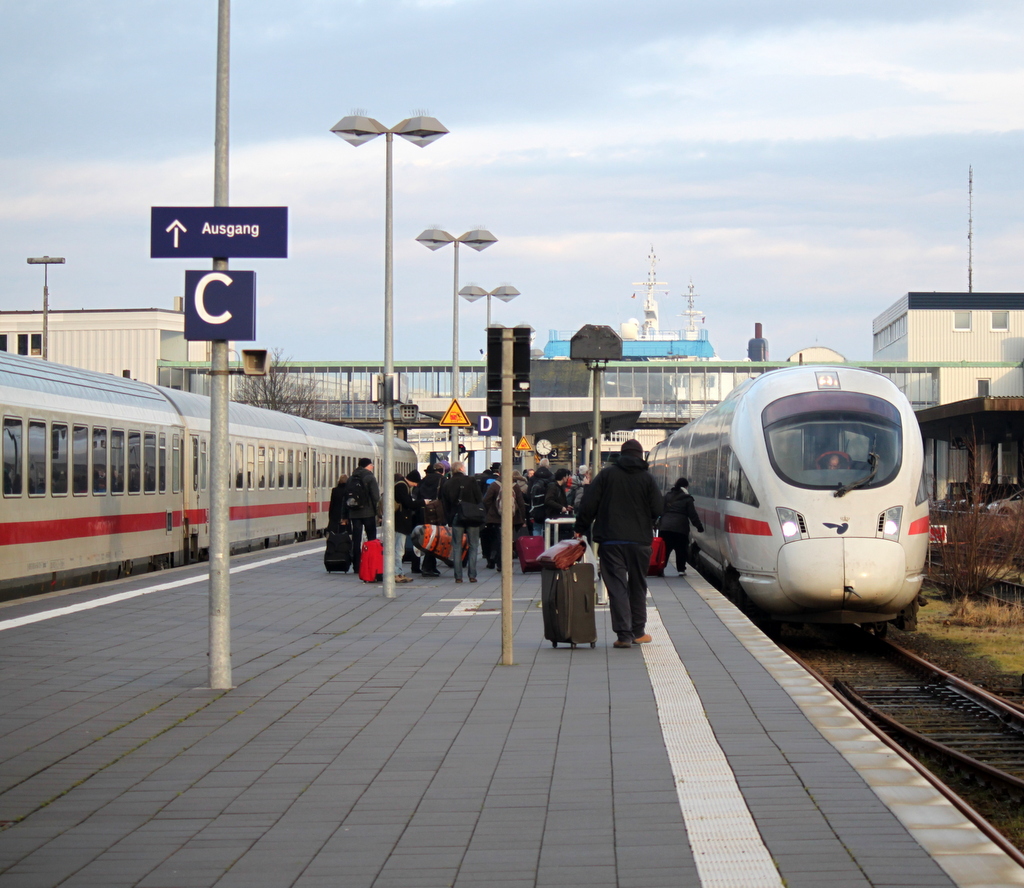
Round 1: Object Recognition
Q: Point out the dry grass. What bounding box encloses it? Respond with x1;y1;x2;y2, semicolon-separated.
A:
949;596;1024;627
917;589;1024;677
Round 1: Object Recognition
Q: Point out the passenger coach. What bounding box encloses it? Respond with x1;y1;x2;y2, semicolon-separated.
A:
0;353;416;599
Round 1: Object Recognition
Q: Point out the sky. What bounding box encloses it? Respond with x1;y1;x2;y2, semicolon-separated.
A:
2;1;1023;365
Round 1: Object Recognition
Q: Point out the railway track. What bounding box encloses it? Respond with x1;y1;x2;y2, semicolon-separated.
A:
783;630;1024;805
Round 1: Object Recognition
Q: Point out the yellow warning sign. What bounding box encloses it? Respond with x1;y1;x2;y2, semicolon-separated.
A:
439;398;472;427
515;435;533;452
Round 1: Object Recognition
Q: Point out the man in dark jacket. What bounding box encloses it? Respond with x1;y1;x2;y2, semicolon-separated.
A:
527;461;554;536
545;468;574;541
345;458;380;574
574;440;663;648
441;461;484;583
660;477;704;575
416;464;444;577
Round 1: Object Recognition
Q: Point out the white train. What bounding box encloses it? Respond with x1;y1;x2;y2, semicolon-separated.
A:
0;352;417;599
648;365;929;629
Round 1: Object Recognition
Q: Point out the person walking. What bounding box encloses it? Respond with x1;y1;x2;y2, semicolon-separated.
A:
481;470;526;570
327;473;348;534
344;458;380;574
574;440;663;649
441;461;484;583
544;468;574;541
660;477;704;575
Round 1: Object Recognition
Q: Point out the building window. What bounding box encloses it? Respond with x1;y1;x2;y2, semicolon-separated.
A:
954;311;972;331
17;334;29;355
978;379;991;398
0;334;6;351
992;311;1009;331
31;334;41;355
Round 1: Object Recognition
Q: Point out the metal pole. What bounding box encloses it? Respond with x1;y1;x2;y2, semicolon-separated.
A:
381;133;396;599
486;292;492;331
501;327;514;666
208;0;232;689
451;240;460;469
592;364;602;482
41;265;49;361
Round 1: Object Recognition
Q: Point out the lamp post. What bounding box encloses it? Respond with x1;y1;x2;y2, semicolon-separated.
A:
458;283;520;331
416;228;497;469
26;256;65;361
332;114;448;600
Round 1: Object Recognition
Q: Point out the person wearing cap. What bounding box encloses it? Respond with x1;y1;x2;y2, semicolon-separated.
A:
574;439;663;648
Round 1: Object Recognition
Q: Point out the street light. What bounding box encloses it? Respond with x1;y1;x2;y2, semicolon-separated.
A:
459;283;520;331
416;228;497;468
26;256;65;361
332;113;448;600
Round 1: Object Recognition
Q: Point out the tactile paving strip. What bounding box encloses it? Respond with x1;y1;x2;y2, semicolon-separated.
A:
641;605;785;888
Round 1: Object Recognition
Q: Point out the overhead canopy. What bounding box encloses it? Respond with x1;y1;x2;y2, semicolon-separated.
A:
915;397;1024;442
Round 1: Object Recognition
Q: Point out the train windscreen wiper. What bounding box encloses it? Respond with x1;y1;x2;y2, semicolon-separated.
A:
834;451;878;498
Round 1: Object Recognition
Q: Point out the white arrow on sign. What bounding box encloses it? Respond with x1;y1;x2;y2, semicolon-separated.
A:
165;219;187;248
194;272;234;325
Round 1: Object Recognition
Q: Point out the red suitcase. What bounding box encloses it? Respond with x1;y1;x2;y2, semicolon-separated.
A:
359;539;384;583
648;536;667;577
516;535;546;573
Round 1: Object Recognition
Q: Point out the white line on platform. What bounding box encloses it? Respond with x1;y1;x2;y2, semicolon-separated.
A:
641;604;785;888
0;547;317;633
422;598;498;617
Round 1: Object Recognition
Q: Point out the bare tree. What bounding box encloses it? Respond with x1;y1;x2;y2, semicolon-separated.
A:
232;349;326;420
931;437;1024;611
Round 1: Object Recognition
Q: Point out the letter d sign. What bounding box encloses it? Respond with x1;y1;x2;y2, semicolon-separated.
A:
477;415;499;436
184;270;257;341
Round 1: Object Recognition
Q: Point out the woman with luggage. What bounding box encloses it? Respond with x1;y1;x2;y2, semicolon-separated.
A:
659;477;704;575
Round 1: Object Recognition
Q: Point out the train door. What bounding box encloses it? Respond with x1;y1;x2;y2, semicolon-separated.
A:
185;435;210;560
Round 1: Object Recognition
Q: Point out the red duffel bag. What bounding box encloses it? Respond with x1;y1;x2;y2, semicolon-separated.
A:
537;539;587;571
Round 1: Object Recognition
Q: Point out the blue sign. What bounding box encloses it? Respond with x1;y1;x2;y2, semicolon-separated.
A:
151;207;288;258
478;415;501;436
184;271;257;341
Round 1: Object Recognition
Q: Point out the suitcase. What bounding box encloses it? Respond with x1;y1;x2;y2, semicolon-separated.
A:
516;535;546;573
648;536;667;576
358;539;384;583
324;529;352;573
541;562;597;648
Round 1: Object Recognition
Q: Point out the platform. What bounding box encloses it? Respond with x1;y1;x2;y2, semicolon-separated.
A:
1;543;1023;888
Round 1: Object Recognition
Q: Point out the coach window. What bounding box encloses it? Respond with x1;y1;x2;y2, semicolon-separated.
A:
200;439;208;490
235;442;244;489
144;432;156;493
128;432;141;493
111;430;125;494
27;421;46;496
191;436;199;491
287;449;294;488
158;434;167;493
279;450;286;488
92;428;107;494
3;418;22;496
297;451;304;489
72;425;89;495
51;423;68;495
247;444;255;489
268;447;276;488
172;435;181;494
258;446;266;489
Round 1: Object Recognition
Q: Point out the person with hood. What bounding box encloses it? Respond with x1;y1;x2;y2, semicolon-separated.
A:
574;440;663;649
344;458;380;574
660;477;704;575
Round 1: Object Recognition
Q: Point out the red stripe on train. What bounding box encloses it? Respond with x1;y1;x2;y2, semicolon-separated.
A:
908;516;930;535
724;515;774;536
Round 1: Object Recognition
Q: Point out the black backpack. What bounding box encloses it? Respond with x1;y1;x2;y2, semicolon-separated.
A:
530;479;548;519
345;472;369;510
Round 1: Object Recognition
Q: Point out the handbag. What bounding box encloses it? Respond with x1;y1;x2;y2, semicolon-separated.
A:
424;499;445;525
456;499;485;527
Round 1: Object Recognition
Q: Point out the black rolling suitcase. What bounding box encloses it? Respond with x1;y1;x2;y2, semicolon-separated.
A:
324;529;352;573
542;562;597;649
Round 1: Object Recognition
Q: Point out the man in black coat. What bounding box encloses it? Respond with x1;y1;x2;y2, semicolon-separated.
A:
345;458;380;574
574;440;663;648
440;461;484;583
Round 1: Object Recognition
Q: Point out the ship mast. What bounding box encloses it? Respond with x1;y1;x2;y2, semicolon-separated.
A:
632;246;668;339
680;279;704;339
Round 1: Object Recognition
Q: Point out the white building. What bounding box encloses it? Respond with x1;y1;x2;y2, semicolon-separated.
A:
0;306;211;386
873;292;1024;402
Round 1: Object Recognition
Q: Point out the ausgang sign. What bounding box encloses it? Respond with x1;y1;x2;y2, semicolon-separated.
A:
151;207;288;258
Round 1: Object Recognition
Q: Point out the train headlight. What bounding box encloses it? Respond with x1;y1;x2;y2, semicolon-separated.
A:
880;506;903;541
777;507;806;542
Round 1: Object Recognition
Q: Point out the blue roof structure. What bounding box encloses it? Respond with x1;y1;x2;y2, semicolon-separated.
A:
543;330;716;361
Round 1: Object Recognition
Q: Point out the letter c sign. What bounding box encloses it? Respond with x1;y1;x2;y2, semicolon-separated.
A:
184;270;257;341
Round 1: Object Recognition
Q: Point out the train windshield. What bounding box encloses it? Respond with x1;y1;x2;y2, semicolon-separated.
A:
762;392;902;491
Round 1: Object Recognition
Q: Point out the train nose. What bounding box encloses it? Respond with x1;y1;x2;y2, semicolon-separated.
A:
776;537;908;613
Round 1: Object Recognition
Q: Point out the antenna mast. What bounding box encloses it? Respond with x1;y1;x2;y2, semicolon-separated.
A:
968;165;973;293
